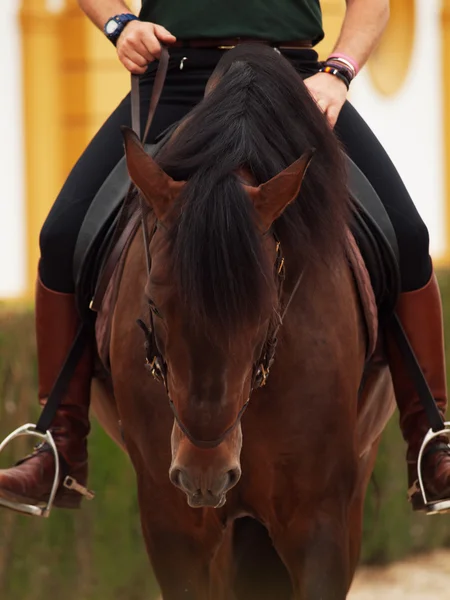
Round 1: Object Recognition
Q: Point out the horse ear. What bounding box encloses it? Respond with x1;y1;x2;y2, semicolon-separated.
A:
121;126;185;222
245;149;315;231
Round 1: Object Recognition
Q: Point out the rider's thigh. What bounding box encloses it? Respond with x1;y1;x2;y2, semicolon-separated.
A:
335;101;431;292
39;66;207;293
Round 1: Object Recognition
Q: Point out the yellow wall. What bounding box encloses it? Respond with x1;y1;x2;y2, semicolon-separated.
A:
21;1;64;296
21;0;128;296
316;0;345;58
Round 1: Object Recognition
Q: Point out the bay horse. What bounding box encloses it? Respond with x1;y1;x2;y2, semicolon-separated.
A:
93;44;395;599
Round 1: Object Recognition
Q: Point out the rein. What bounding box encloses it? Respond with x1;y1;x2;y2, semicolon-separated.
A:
132;50;305;448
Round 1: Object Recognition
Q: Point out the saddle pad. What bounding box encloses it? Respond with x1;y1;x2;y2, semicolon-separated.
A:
95;213;141;369
346;229;378;359
347;157;400;317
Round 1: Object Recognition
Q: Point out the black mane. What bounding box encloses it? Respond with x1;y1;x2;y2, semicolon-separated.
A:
156;44;350;332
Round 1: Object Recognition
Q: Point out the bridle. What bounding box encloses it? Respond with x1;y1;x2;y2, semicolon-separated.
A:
136;221;304;449
131;48;305;449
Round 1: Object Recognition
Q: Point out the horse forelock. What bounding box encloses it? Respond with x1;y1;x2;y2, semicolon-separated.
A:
154;44;350;334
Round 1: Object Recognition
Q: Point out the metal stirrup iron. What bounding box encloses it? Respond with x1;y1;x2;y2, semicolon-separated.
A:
416;424;450;515
0;425;60;517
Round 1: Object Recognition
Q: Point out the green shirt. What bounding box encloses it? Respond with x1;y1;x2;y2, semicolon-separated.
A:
140;1;324;45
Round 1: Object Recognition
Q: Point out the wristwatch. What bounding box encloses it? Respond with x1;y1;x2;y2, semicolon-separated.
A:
104;13;139;46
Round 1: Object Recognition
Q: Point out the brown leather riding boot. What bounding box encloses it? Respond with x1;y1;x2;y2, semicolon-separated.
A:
386;271;450;510
0;278;93;509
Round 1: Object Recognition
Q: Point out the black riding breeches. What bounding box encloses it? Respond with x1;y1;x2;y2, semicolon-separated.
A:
39;48;431;294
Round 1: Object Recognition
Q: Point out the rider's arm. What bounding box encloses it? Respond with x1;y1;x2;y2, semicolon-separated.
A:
77;0;135;30
76;0;176;73
331;0;390;70
304;0;389;126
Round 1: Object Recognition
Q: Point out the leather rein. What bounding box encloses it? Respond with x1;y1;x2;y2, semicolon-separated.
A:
132;48;305;449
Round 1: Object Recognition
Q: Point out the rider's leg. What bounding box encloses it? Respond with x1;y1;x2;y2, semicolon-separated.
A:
334;101;450;509
0;58;209;509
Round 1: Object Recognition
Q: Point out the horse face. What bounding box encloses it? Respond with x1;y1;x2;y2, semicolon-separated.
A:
146;230;276;508
123;126;314;508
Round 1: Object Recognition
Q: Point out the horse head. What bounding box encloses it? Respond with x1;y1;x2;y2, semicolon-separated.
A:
123;127;313;508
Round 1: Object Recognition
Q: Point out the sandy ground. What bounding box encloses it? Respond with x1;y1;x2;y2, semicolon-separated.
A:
348;549;450;599
154;550;450;599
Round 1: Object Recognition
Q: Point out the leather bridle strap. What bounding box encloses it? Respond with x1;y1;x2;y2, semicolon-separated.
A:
131;47;170;275
169;399;250;449
131;46;170;143
270;268;304;342
132;48;171;391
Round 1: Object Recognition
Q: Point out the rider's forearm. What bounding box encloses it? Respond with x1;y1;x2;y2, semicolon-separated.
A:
76;0;136;31
331;0;390;69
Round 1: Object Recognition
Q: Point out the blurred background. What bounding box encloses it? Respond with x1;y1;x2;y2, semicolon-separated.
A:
1;1;450;598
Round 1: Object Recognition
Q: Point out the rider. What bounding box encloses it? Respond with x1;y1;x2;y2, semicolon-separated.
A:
0;0;449;512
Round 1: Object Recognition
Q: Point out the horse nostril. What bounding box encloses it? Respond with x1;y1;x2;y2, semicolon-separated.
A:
226;467;241;490
169;468;182;488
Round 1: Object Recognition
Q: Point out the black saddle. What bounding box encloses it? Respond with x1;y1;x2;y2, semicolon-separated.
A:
73;125;177;315
73;126;400;319
347;156;400;317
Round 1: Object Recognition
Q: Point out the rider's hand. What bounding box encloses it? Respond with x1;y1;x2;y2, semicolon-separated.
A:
116;21;176;74
304;72;348;128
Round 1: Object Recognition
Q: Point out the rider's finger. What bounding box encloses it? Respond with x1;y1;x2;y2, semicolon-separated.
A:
120;48;149;68
133;39;155;63
140;31;163;60
153;24;177;43
120;56;148;75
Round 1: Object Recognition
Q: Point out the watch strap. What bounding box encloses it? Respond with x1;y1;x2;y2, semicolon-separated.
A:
104;14;139;46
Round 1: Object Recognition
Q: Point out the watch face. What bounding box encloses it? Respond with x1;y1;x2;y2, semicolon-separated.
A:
106;20;119;35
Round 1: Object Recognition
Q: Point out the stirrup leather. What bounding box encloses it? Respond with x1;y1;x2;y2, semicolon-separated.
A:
0;424;61;517
412;422;450;515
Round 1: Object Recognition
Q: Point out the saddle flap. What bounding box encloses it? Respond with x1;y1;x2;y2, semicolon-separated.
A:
73;122;179;314
346;155;401;318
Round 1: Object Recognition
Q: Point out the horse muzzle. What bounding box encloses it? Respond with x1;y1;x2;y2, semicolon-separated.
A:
169;463;241;508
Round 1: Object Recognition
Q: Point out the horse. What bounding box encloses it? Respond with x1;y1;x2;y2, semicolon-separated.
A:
92;44;395;599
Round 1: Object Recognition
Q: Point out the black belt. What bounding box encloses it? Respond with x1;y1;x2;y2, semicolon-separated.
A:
171;38;313;50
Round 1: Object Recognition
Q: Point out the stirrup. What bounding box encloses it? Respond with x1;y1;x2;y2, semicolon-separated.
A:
0;424;60;518
416;422;450;515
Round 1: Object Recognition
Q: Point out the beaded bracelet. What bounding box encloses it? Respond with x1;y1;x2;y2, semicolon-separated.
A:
319;64;351;90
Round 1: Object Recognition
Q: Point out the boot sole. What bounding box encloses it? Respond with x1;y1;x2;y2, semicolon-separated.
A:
410;489;450;512
0;486;82;511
